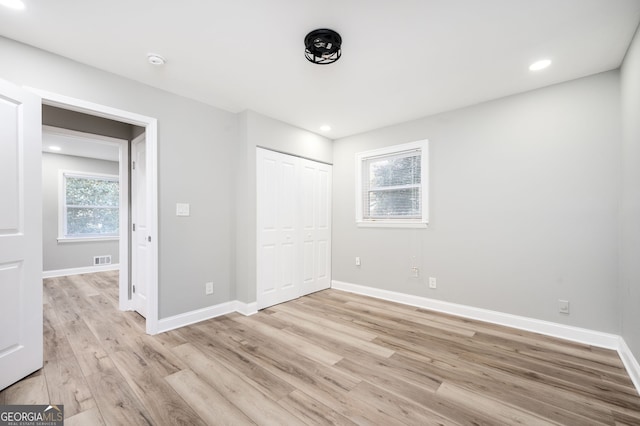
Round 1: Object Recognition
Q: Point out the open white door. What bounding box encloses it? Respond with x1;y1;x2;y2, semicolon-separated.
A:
131;134;148;317
0;80;43;390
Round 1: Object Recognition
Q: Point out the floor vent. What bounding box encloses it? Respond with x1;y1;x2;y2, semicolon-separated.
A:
94;255;112;266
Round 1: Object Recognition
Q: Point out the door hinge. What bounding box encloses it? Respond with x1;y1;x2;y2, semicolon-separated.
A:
147;236;151;242
132;285;136;293
132;223;136;231
132;161;136;170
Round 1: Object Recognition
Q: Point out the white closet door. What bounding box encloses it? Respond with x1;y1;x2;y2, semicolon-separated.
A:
257;148;332;310
300;159;332;295
257;148;300;309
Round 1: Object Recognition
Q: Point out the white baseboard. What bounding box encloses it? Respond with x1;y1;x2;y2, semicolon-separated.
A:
157;300;258;333
618;337;640;394
234;301;258;316
43;264;120;278
331;280;620;349
331;280;640;395
158;301;237;333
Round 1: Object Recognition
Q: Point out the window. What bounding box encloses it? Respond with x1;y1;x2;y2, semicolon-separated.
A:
355;140;428;227
59;171;119;240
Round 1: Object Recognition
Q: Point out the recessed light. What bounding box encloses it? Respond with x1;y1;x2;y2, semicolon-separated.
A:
0;0;25;10
529;59;551;71
48;146;61;151
320;125;331;132
147;53;166;66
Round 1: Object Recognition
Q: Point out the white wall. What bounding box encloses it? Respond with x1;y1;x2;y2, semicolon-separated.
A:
42;153;120;271
332;71;621;333
620;24;640;359
0;36;238;319
234;110;332;303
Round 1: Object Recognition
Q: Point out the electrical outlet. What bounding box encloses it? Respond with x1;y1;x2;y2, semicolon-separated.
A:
355;257;361;266
558;299;569;314
411;267;419;278
429;277;437;289
205;282;214;295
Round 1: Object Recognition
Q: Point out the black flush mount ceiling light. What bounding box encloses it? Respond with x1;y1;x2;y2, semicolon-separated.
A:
305;29;342;64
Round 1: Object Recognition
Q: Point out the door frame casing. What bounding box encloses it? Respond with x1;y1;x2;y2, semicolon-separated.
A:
130;133;148;317
30;88;160;335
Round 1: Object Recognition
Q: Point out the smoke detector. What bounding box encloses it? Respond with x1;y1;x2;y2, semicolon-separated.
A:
147;53;166;66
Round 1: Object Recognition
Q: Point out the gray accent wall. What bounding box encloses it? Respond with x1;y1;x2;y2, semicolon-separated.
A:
0;36;238;319
332;71;622;333
234;110;332;303
621;25;640;360
42;153;120;271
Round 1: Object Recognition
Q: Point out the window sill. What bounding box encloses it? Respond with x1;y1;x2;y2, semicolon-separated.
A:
356;221;428;229
57;237;120;243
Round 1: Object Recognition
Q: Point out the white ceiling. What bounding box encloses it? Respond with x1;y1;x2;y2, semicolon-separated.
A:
2;0;640;139
43;128;120;162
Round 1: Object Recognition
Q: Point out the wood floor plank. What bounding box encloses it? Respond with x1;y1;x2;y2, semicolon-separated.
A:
172;343;306;426
63;318;112;377
435;381;562;425
218;316;363;394
269;309;396;358
84;363;155;426
43;302;76;361
185;322;297;400
65;407;106;426
347;380;460;426
165;369;256;426
230;312;344;365
110;349;207;426
43;356;96;417
126;333;188;377
277;389;359;426
334;356;440;404
269;301;379;341
344;299;477;338
1;374;49;405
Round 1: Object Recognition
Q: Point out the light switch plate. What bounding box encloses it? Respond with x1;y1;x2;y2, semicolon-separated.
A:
176;203;190;216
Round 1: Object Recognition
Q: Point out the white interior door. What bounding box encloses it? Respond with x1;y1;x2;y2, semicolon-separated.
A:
131;134;148;317
301;159;332;295
257;148;331;310
257;148;300;309
0;80;43;390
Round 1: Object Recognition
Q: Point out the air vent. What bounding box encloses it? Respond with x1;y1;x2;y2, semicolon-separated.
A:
94;255;112;266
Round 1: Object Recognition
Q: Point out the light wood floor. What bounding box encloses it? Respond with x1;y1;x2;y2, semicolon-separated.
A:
1;272;639;425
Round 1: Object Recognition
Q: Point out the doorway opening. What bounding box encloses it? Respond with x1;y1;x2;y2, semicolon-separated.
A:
35;89;160;334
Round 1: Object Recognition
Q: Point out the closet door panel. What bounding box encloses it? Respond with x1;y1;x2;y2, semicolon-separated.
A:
257;148;300;309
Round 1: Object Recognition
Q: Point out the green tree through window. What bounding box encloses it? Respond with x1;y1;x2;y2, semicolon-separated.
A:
63;173;119;237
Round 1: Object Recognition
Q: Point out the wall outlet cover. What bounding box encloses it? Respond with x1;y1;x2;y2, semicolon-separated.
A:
558;299;570;314
205;282;214;295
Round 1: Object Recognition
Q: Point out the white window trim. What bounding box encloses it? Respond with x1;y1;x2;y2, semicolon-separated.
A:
355;140;429;228
58;170;120;241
